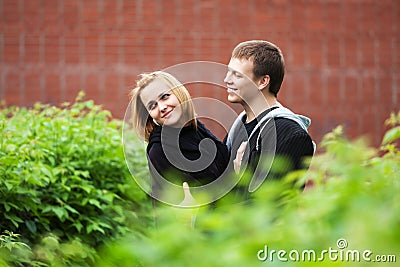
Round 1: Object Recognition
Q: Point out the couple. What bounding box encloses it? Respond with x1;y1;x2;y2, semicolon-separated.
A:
130;40;315;207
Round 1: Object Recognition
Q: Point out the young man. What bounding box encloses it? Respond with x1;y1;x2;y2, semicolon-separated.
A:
224;40;315;197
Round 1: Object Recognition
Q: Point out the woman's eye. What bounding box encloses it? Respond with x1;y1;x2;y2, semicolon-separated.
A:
160;93;170;100
148;102;156;110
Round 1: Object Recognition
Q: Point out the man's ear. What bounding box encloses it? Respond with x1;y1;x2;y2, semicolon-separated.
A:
257;75;270;91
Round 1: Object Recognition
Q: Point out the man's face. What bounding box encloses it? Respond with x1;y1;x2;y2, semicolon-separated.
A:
224;57;259;105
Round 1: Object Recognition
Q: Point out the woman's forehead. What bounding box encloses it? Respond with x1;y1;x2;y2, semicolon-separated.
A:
139;78;170;104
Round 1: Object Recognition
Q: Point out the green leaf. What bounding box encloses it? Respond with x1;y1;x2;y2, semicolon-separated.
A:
86;223;105;234
41;165;53;179
64;205;79;215
382;126;400;145
4;214;23;228
52;207;68;221
3;202;11;212
25;220;37;234
88;199;101;209
73;222;83;233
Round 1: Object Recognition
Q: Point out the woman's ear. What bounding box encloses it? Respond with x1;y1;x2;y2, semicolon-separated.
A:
257;75;270;91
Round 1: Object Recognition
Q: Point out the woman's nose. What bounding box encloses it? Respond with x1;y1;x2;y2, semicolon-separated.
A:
158;101;167;111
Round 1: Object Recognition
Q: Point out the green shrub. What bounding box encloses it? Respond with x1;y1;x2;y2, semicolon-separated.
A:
0;231;34;267
2;93;399;266
0;92;152;254
96;112;400;267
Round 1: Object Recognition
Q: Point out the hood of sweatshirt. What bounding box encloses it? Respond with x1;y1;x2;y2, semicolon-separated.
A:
226;102;315;153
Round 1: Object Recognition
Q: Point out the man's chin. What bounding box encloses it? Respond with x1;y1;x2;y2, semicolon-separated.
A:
227;95;242;104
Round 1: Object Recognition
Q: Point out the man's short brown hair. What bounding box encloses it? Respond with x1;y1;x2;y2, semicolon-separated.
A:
232;40;285;97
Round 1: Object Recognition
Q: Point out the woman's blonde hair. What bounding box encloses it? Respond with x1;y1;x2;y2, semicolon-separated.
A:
130;71;197;142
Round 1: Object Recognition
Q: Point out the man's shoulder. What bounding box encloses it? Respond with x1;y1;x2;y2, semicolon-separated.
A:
273;117;310;136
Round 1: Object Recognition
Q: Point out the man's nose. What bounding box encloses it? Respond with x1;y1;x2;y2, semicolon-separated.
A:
223;72;231;84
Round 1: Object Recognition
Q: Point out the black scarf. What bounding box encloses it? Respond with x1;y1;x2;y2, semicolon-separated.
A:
147;120;229;186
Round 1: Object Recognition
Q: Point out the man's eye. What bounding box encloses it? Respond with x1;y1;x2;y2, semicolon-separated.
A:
234;72;242;78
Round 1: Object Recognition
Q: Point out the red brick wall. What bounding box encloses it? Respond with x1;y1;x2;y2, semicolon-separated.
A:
1;0;399;146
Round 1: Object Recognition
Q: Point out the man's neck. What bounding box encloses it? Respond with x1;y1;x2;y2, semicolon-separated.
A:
243;95;278;123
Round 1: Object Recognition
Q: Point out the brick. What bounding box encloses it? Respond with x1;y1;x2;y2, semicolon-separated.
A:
65;73;83;102
360;75;375;104
3;33;21;63
81;1;99;32
24;34;41;64
142;36;160;68
104;34;120;65
308;39;323;68
376;37;396;69
2;0;20;26
289;72;308;107
358;1;378;35
290;36;306;69
45;73;61;103
308;74;324;106
102;1;118;29
22;0;42;32
0;0;399;148
291;0;307;31
325;74;342;107
359;37;376;70
42;1;60;33
84;73;101;104
395;75;400;107
64;34;81;64
325;1;343;35
121;1;138;26
343;37;359;70
83;35;99;64
307;0;324;33
124;74;138;92
4;71;22;105
281;72;293;104
342;110;361;140
344;75;359;105
103;73;123;117
63;1;80;31
342;0;360;35
44;34;60;64
326;38;341;69
376;73;393;102
376;0;397;35
24;71;43;104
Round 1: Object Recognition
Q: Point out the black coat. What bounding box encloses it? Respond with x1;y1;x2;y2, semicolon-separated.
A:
147;120;229;190
225;107;314;198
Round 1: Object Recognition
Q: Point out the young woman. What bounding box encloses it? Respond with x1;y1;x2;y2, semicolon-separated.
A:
130;71;229;205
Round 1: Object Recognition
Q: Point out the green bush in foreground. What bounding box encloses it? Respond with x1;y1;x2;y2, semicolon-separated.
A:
96;112;400;267
0;93;152;266
1;94;399;267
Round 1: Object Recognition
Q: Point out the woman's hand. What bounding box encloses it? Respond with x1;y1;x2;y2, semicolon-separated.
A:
233;141;247;174
178;182;198;228
179;182;196;207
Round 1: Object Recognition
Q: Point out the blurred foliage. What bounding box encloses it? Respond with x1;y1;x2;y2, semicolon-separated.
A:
1;95;399;266
96;112;400;267
0;92;152;266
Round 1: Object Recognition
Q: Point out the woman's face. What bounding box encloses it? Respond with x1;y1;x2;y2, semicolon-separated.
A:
140;78;183;126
